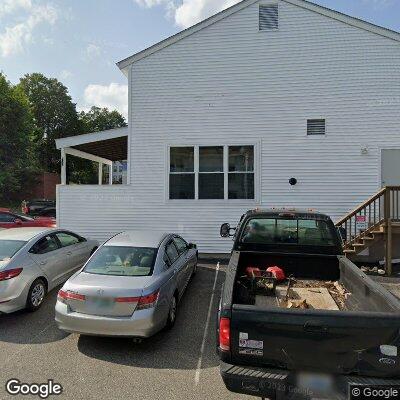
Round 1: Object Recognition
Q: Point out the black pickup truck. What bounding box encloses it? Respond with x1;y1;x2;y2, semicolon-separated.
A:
217;209;400;400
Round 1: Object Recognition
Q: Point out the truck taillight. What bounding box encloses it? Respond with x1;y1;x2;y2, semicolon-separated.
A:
0;268;23;281
219;317;230;351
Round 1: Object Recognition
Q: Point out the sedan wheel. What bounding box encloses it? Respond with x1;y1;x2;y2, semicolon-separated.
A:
27;279;47;312
166;295;177;329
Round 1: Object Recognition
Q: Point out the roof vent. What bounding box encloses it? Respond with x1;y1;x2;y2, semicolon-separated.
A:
307;119;326;135
259;4;279;31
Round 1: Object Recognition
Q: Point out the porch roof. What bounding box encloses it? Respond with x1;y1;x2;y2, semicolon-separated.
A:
55;127;128;161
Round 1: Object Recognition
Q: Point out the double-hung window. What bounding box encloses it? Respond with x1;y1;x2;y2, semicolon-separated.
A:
199;146;224;199
169;147;195;199
169;145;255;200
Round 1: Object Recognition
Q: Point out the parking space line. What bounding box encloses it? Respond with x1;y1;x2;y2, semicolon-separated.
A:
194;262;220;386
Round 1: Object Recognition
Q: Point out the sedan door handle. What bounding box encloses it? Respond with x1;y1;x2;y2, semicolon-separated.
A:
67;251;72;256
40;261;47;266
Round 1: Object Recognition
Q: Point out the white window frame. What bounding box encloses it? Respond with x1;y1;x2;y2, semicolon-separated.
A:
166;142;260;202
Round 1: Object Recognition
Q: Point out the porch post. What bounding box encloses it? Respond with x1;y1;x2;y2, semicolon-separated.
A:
98;162;103;185
109;163;113;185
61;148;66;185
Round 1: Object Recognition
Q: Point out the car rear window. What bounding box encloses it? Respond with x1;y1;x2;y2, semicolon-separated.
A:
241;218;336;246
0;240;27;261
83;246;157;276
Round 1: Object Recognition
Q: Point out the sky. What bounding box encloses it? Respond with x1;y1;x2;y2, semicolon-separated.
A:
0;0;399;120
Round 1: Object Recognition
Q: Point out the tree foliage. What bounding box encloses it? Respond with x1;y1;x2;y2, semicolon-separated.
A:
79;106;127;133
0;74;38;202
1;72;127;197
18;73;81;173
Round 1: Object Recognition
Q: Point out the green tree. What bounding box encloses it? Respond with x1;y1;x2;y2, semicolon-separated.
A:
0;74;38;203
18;73;81;173
79;106;127;133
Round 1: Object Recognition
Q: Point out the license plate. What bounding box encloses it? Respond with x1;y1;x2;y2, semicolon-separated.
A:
86;297;114;310
297;372;334;397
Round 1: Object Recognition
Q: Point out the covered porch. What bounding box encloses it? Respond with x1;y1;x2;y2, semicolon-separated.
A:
55;127;129;185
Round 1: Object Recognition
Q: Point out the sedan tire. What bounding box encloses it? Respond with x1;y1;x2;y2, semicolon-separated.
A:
165;294;178;329
26;278;47;312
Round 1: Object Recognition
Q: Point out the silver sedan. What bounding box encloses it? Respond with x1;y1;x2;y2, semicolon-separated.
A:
0;228;99;313
55;231;198;338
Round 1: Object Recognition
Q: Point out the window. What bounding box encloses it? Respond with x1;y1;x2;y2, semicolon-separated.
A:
169;147;195;199
241;218;336;245
169;145;255;200
173;237;188;255
55;232;82;247
165;242;179;264
0;213;15;222
228;146;254;199
0;240;27;259
307;119;326;135
199;146;224;199
31;236;59;254
259;4;278;31
83;246;156;276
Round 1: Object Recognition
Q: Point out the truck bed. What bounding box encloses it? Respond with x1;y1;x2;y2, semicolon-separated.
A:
221;251;400;378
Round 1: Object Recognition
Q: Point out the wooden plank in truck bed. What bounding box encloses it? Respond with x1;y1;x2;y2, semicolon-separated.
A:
275;286;339;310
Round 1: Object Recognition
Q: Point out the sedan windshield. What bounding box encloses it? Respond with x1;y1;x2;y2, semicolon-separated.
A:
0;240;27;261
84;246;157;276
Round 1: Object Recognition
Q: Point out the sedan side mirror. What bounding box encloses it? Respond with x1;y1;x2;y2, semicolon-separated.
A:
220;223;235;238
187;243;197;249
14;218;23;225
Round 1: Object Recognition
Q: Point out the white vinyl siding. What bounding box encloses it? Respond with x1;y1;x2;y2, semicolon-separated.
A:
58;0;400;252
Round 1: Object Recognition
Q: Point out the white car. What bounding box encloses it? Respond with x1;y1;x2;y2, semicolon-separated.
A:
0;227;98;313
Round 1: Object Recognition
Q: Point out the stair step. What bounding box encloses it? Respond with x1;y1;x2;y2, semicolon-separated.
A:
343;249;356;254
353;243;365;247
363;236;374;240
371;230;384;234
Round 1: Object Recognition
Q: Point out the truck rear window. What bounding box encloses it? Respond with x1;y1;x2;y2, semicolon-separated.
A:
241;218;336;246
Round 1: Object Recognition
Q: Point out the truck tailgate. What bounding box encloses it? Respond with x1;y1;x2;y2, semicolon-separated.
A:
231;306;400;378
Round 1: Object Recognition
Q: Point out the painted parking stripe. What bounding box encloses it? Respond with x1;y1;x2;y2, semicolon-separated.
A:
194;262;220;386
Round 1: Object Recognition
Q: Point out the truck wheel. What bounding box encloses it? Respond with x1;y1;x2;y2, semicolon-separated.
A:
26;278;47;312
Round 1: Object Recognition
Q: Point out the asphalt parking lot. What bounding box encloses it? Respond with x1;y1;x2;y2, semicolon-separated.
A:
0;262;252;400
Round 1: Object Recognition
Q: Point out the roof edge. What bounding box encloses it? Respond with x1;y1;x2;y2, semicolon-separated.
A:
116;0;258;71
117;0;400;71
285;0;400;42
55;126;129;150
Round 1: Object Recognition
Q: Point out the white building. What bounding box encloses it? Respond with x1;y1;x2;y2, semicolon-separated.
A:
56;0;400;253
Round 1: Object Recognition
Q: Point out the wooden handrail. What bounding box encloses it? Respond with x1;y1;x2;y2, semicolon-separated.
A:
335;187;387;226
335;186;400;276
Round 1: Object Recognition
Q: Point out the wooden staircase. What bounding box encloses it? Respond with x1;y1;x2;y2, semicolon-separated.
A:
335;186;400;275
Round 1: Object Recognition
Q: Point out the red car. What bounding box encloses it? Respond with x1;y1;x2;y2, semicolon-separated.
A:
0;208;56;229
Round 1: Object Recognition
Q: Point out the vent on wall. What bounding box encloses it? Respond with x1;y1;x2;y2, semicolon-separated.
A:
259;4;279;31
307;119;326;135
